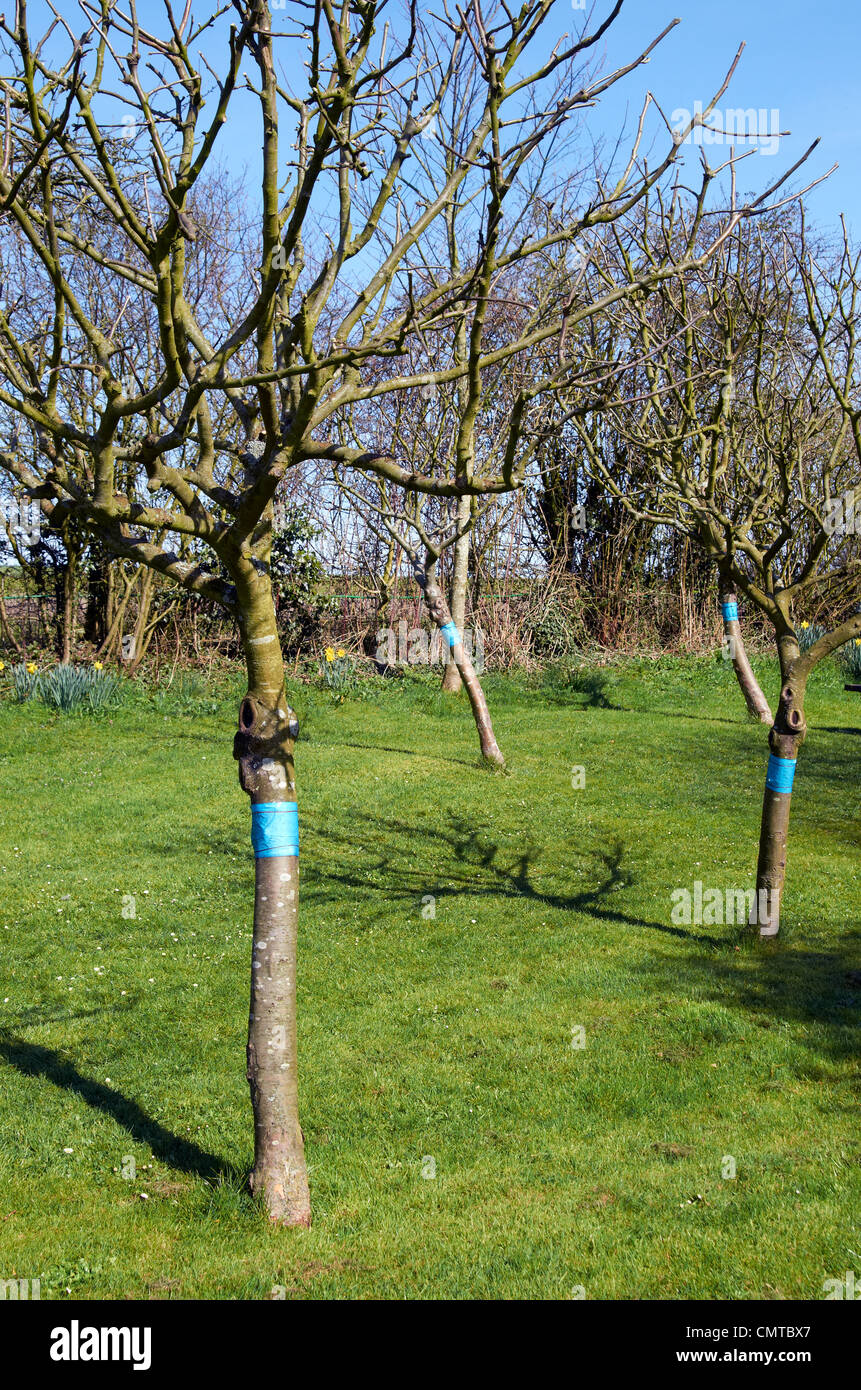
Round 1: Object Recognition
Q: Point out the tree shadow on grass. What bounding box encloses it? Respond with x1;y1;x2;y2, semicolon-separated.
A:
540;670;625;710
629;935;861;1075
4;1002;136;1031
308;812;724;949
323;738;477;770
308;810;861;1062
640;708;762;727
0;1030;232;1184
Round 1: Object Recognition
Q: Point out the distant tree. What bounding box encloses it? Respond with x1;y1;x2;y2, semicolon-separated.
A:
269;503;334;656
574;208;860;937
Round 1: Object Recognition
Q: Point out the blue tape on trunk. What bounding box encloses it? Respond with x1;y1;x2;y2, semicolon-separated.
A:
765;754;796;794
251;802;299;858
440;621;460;648
722;602;738;622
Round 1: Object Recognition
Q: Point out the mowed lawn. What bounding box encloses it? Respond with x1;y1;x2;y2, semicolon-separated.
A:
0;656;859;1300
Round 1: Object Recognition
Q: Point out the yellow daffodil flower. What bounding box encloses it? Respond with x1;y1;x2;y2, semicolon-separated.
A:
336;648;346;658
26;662;36;673
94;661;103;671
324;647;335;662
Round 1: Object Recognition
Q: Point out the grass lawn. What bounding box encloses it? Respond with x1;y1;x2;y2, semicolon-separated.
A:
0;654;859;1300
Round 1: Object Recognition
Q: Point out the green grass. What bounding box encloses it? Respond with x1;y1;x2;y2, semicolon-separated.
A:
0;654;859;1299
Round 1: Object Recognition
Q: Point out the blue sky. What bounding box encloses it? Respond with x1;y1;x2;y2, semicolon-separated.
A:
22;0;860;240
212;0;857;243
541;0;859;238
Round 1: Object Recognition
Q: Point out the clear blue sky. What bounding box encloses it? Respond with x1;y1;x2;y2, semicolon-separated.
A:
545;0;859;239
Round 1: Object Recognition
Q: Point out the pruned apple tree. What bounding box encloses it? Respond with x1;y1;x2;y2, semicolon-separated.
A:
571;204;860;938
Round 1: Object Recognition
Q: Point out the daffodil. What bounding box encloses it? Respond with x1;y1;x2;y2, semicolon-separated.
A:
26;662;36;673
94;661;103;671
801;621;809;629
324;647;335;662
336;648;346;658
0;661;5;671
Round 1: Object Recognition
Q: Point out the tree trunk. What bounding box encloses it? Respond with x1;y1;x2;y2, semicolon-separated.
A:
59;529;78;665
127;567;156;669
752;641;807;938
418;554;504;767
0;573;23;656
366;538;397;663
442;496;471;693
233;581;310;1226
98;567;135;660
83;555;110;647
719;577;772;723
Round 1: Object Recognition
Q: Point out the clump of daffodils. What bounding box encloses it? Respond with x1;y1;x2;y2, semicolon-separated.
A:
796;621;825;654
320;646;353;698
839;633;861;679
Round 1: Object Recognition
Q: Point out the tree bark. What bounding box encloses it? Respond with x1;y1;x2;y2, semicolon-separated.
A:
366;537;397;663
418;554;504;767
129;566;156;667
0;573;23;656
442;495;471;693
83;554;110;647
59;528;79;665
752;637;807;938
97;566;135;660
718;576;772;723
233;579;310;1226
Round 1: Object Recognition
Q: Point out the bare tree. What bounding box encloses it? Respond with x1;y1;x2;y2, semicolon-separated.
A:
339;463;507;761
0;0;789;1221
573;206;860;938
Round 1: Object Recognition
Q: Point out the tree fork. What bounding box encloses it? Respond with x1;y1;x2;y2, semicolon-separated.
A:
419;556;504;767
718;578;772;723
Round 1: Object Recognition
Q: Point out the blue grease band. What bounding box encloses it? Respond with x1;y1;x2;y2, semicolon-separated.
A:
440;621;460;648
251;802;299;858
722;602;738;622
766;754;796;794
